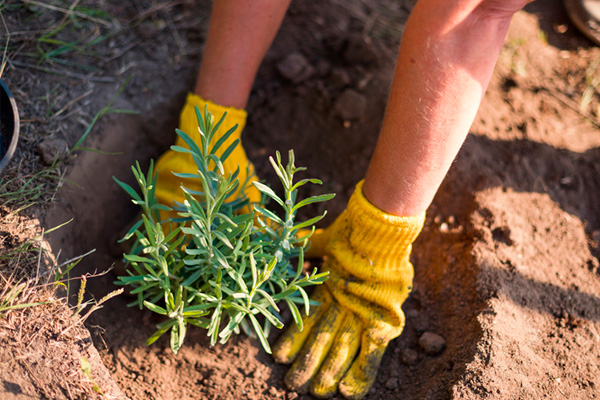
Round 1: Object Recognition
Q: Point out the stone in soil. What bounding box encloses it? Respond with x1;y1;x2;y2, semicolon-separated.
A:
276;52;315;83
333;89;367;120
36;136;69;165
419;332;446;356
343;36;380;66
400;348;419;366
329;67;351;89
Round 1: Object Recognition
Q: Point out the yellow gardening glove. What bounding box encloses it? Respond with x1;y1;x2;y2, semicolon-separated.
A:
273;180;425;399
154;93;261;221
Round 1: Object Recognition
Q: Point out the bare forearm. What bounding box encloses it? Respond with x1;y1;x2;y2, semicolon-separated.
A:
363;0;527;216
195;0;291;109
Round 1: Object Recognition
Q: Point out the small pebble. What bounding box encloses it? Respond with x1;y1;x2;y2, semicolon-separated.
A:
330;67;351;88
36;136;69;165
406;309;429;333
276;53;314;83
315;60;331;77
400;348;419;366
419;332;446;356
385;377;399;390
334;89;367;120
343;36;379;65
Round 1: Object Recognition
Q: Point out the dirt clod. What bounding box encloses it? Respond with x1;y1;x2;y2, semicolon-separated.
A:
276;52;315;83
36;136;70;165
385;377;399;390
343;36;380;66
400;348;419;366
329;67;351;89
419;332;446;356
333;89;367;120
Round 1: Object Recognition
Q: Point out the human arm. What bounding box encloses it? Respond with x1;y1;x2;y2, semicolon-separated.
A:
194;0;291;109
273;1;531;399
155;0;291;211
363;0;531;216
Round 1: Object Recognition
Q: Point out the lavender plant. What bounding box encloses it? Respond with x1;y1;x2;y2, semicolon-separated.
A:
113;106;333;354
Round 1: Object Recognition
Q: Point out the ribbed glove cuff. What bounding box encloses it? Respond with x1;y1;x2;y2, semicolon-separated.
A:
343;180;425;281
178;93;247;143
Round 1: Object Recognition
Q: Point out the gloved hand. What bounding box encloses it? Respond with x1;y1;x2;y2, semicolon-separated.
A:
154;93;261;218
273;180;425;399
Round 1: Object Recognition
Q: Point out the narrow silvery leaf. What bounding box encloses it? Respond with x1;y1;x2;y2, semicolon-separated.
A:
291;193;335;212
170;324;179;353
143;301;167;315
294;249;305;281
290;178;322;192
249;314;271;354
254;205;284;225
185;248;208;256
209;303;222;346
253;304;283;329
256;288;280;312
212;247;230;269
208;154;224;175
194;106;206;138
292;212;327;231
298;286;311;316
124;254;157;265
211;110;227;139
220;138;240;164
269;155;289;188
130;283;158;294
210;123;237;155
175;128;203;158
146;319;176;346
113;177;142;202
250;252;258;287
182;309;208;318
286;299;303;331
171;171;201;180
252;181;284;206
219;311;245;342
212;230;234;249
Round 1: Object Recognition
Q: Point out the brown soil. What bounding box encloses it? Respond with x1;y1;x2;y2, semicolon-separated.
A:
1;0;600;399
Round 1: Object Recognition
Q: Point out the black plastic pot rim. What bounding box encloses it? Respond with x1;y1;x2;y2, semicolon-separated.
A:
0;77;19;173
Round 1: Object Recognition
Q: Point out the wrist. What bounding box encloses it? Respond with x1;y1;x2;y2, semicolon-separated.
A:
343;181;425;277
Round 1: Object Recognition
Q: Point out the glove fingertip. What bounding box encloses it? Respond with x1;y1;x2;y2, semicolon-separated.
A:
338;374;372;400
338;340;387;399
284;368;311;394
310;379;338;399
272;339;297;365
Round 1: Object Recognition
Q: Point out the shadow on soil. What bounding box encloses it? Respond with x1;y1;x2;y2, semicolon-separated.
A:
458;135;600;245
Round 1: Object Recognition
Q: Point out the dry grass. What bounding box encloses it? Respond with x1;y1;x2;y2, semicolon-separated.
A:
0;2;139;397
0;263;123;398
0;1;207;398
0;280;101;398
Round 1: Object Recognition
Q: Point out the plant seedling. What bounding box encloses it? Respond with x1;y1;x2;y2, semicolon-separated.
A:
114;106;334;354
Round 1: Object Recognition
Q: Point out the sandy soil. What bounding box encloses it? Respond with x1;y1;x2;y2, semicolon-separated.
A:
1;0;599;399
